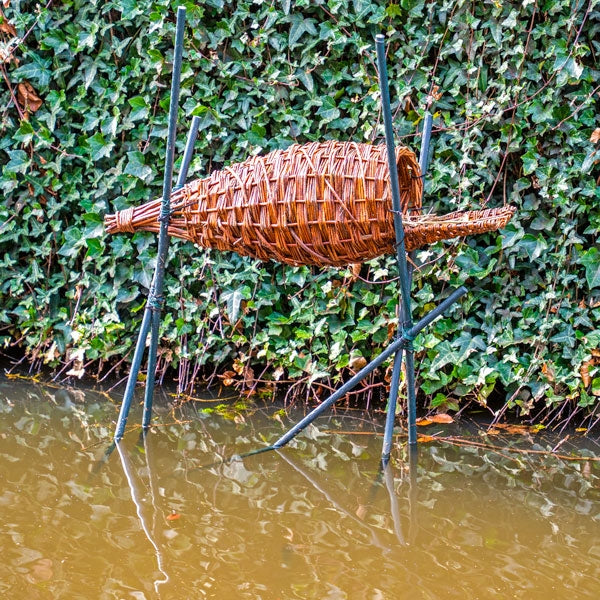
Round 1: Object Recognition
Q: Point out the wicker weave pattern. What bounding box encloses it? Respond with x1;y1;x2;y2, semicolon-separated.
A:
403;206;516;251
105;140;515;266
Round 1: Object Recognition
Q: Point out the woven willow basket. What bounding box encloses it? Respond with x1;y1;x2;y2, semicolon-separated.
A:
105;140;515;267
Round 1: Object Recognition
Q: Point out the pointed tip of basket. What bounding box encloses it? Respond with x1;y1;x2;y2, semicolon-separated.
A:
404;205;516;251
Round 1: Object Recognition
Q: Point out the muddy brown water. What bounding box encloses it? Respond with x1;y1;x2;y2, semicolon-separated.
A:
1;378;599;599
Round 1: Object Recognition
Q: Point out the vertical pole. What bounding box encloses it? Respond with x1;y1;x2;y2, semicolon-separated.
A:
381;349;403;458
142;114;200;429
114;6;187;441
406;111;433;451
114;310;153;440
375;35;417;457
419;112;433;176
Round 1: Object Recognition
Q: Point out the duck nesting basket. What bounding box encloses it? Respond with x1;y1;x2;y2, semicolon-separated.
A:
105;140;515;267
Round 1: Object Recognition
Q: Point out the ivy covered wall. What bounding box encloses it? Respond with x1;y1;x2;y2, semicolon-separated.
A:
1;0;599;420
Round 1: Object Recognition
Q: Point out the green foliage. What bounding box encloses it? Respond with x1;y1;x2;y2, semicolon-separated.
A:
1;0;599;417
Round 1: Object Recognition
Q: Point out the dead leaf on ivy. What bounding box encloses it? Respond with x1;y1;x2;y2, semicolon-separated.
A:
580;360;593;387
429;413;454;424
349;263;361;282
491;423;535;435
348;354;367;370
0;8;16;36
243;365;255;387
417;415;454;426
220;370;237;387
590;128;600;144
17;81;43;114
541;361;555;383
386;322;396;342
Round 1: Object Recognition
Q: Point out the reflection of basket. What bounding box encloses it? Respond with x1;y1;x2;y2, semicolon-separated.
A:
105;140;515;267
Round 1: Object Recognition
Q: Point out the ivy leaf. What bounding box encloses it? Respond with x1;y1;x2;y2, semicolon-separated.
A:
581;150;597;174
521;151;538;175
550;324;576;348
58;227;83;257
128;96;150;121
4;150;30;174
87;132;114;161
316;96;340;122
519;234;547;261
85;238;104;257
579;248;600;289
124;151;154;182
288;15;316;46
12;56;52;87
221;289;243;323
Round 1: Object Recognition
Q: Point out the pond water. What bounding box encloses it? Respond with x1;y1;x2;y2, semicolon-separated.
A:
1;377;599;599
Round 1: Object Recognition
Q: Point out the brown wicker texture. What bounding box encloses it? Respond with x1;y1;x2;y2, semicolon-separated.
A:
105;140;515;267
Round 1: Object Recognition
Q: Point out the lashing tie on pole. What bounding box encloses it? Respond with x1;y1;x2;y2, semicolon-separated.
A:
401;321;416;350
158;209;175;224
147;293;165;312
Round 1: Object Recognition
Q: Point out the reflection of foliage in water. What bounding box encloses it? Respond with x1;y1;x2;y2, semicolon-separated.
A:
1;380;599;599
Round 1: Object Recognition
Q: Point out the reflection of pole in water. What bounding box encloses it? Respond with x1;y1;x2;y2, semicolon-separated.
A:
139;432;162;541
377;445;419;546
276;449;394;552
381;460;405;545
116;440;169;594
408;445;419;545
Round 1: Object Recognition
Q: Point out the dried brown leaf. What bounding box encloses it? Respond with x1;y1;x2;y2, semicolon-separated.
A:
541;361;555;382
429;413;454;424
243;365;255;386
220;370;237;387
580;360;593;387
493;423;532;435
386;321;396;342
17;81;42;113
349;263;361;281
348;355;367;370
590;128;600;144
0;9;16;36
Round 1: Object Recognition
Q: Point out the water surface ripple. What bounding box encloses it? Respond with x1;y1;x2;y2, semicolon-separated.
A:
0;380;599;599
